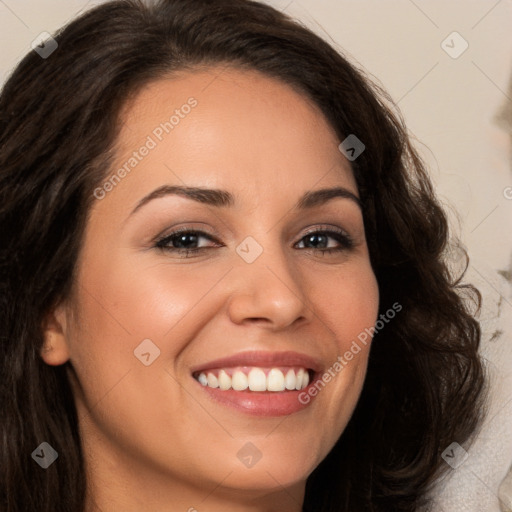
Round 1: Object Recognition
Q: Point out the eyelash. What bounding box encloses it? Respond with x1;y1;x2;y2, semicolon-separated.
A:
154;226;354;258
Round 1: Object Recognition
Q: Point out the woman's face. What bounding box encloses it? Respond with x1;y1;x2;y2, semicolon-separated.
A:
44;67;379;508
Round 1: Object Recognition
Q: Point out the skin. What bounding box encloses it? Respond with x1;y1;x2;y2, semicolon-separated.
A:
41;67;379;512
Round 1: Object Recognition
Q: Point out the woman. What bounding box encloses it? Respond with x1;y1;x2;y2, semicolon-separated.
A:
0;0;487;510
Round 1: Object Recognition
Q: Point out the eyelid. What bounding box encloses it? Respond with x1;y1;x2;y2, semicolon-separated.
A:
300;224;350;238
154;224;222;243
155;227;222;248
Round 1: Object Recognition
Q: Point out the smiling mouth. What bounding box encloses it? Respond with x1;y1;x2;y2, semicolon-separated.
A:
189;350;322;416
192;366;314;392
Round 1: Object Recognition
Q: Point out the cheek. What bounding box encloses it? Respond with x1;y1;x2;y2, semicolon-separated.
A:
303;260;379;433
309;259;379;347
75;251;224;341
66;254;235;409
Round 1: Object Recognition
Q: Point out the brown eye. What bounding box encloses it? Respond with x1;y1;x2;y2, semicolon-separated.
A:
295;228;354;254
155;229;221;257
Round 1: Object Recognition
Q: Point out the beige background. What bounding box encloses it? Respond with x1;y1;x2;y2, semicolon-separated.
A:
1;1;511;510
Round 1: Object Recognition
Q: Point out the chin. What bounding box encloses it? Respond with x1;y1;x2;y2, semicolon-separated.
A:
208;436;324;492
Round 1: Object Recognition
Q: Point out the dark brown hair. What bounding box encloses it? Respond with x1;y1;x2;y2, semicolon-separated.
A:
0;1;487;510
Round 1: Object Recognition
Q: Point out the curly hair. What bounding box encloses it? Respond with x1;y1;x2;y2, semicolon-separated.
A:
0;0;487;510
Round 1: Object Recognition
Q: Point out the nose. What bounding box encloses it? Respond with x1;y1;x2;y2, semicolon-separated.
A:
226;240;311;330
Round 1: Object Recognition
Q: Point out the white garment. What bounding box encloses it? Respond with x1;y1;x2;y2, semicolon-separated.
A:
430;262;512;512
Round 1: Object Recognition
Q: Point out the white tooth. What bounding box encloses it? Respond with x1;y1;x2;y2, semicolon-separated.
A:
267;368;285;392
198;372;208;386
295;369;304;390
231;370;249;391
206;372;219;388
248;368;267;391
284;369;297;390
218;370;232;390
301;371;310;389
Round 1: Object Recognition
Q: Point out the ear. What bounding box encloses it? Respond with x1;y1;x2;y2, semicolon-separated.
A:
40;303;71;366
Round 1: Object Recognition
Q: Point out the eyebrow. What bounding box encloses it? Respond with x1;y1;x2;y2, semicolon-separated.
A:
128;184;362;218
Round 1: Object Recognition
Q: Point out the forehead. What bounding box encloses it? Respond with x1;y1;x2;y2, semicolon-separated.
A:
101;66;356;214
120;65;331;133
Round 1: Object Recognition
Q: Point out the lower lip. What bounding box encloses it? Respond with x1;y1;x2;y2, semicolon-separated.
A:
194;377;318;417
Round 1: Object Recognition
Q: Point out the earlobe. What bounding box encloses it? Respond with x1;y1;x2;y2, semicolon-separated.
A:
40;305;71;366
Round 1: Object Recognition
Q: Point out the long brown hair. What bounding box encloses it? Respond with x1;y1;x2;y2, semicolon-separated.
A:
0;1;487;510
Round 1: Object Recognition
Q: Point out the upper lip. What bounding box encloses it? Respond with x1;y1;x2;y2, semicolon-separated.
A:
190;350;323;374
